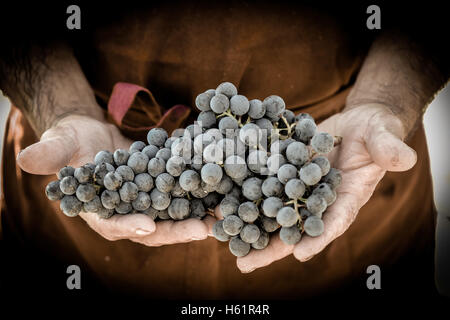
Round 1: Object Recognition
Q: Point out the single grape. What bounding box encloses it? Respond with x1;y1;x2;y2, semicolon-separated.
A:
200;163;223;186
240;224;261;244
101;190;120;209
306;194;327;215
280;226;302;245
168;198;190;220
150;189;171;210
311;132;334;154
282;109;295;123
179;170;201;192
60;176;79;195
119;181;139;202
247;150;267;174
248;99;265;119
185;123;203;139
261;216;279;232
83;196;102;213
286;141;309;166
203;143;224;164
129;141;146;153
229;237;251;257
312;183;336;206
165;156;186;177
197;111;216;128
60;195;83;217
103;171;123;191
223;215;244;236
304;216;324;237
215;82;237;98
147;157;166;177
218;116;239;133
75;183;97;202
238;202;259;223
262;196;283;218
190;199;206;219
300;208;312;220
230;94;249;116
155;172;175;193
263;95;285;121
215;174;234;194
127;152;149;174
252;231;270;250
255;118;273;135
219;195;239;217
45;180;64;201
276;207;298;227
147;128;168;147
322;168;342;189
190;185;209;199
261;177;284;197
132;192;151;211
142;145;159;159
212;220;231;242
299;163;322;186
277;163;298;184
266;153;287;175
224;155;248;179
74;166;93;184
115;201;132;214
284;179;306;199
312;156;331;176
210;93;230;114
134;173;154;192
191;154;204;171
242;177;263;201
94;150;114;166
295;119;317;144
115;165;135;182
57;166;75;179
195;90;214;111
155;148;171;162
239;123;262;147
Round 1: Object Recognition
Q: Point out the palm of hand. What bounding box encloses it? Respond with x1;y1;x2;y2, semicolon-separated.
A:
236;104;417;273
18;115;215;245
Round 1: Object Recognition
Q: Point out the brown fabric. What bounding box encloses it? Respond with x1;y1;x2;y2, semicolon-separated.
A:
1;3;436;298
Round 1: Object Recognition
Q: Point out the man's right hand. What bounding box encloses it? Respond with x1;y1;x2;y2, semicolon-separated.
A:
17;114;215;245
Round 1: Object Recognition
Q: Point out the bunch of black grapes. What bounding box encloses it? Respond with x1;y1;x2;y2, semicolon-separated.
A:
45;82;341;257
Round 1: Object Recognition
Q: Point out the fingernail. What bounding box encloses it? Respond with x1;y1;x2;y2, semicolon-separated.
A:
301;255;314;262
135;228;152;236
191;236;206;240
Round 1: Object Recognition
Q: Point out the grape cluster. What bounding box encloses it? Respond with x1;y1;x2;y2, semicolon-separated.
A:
45;82;341;257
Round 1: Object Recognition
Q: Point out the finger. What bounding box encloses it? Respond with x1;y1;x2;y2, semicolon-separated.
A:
214;205;224;220
79;212;156;241
203;215;218;237
237;235;294;273
366;121;417;172
17;134;78;175
129;218;211;247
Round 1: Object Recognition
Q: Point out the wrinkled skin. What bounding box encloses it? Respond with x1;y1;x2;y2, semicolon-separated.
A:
234;104;417;273
17;115;215;245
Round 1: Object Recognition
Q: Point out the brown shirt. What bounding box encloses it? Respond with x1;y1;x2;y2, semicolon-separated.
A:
1;2;435;298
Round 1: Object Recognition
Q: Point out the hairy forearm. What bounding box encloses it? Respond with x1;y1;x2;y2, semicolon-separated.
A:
0;43;104;136
346;30;449;137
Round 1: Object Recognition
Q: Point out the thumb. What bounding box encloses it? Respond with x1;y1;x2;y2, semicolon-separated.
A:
365;115;417;172
17;128;78;175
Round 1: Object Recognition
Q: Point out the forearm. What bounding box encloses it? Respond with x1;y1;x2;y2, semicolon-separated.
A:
0;43;104;136
346;30;450;137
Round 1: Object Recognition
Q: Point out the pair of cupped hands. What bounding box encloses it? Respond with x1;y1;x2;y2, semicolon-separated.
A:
17;103;416;273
